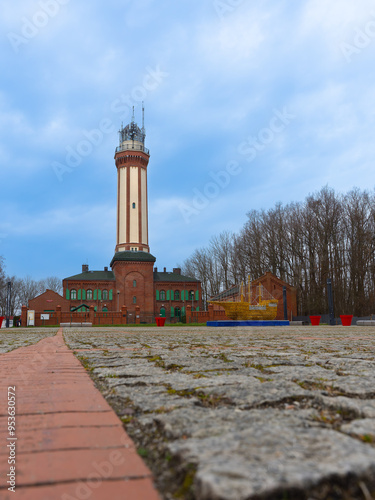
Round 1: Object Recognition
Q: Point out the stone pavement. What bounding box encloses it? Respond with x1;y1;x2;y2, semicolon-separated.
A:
63;325;375;499
0;328;161;500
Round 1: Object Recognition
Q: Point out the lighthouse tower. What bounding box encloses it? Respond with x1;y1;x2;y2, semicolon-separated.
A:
111;106;156;315
114;105;150;253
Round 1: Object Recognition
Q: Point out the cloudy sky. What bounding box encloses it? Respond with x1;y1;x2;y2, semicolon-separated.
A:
1;0;374;280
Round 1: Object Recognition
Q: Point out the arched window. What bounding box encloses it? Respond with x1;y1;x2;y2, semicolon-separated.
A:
189;290;194;300
133;296;137;304
133;280;137;288
102;307;108;312
160;290;166;301
102;290;108;300
70;289;77;300
87;289;93;300
174;290;180;300
175;307;181;318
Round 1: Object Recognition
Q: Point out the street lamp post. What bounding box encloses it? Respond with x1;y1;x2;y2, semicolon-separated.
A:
6;281;11;328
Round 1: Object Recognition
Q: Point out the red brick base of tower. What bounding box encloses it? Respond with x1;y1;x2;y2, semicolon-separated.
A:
111;260;154;317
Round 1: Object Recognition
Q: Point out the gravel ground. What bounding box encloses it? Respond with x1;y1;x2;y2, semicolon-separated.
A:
0;328;58;353
61;325;375;499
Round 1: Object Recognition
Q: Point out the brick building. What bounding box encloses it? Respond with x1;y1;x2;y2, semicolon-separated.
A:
210;272;297;321
29;108;202;323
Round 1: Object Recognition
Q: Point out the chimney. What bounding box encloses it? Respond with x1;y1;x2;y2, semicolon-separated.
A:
173;268;181;275
163;267;167;273
154;267;158;273
104;267;108;272
82;264;89;273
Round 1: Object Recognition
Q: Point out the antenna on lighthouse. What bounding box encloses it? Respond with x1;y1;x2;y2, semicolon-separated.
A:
142;102;145;131
132;106;135;123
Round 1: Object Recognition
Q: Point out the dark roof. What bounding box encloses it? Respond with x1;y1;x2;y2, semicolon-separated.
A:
110;251;156;267
210;285;239;301
64;270;116;282
154;272;200;283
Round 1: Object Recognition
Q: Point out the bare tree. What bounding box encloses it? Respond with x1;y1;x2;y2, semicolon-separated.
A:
39;276;63;295
209;231;234;290
181;185;375;317
0;276;23;316
17;276;42;307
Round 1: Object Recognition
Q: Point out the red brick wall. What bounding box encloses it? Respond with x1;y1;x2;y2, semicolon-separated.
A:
112;260;154;315
153;281;202;317
210;273;297;321
28;289;69;313
253;272;297;320
62;280;117;312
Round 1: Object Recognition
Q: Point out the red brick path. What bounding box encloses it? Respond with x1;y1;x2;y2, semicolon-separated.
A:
0;329;161;499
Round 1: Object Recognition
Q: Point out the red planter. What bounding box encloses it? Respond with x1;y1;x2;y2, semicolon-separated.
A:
309;315;321;326
340;315;353;326
0;317;4;328
156;317;166;327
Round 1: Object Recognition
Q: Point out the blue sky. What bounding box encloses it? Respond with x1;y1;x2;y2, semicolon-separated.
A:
1;0;375;280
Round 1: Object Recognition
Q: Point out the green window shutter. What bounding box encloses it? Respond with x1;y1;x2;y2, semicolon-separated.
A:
181;290;184;301
156;290;159;301
66;289;70;300
196;306;199;312
94;306;97;312
98;289;102;300
78;289;81;300
167;290;170;300
171;290;174;300
109;289;113;301
171;306;174;317
181;306;185;316
94;289;97;300
195;290;199;301
82;289;86;300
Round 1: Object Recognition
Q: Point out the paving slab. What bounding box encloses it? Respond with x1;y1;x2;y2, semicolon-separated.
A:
0;328;161;499
63;325;375;499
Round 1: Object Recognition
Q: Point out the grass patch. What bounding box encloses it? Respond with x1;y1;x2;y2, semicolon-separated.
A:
215;353;233;363
137;447;149;457
361;434;374;443
173;464;196;498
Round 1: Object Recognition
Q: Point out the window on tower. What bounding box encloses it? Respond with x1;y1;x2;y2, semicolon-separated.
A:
133;296;137;304
133;280;137;287
87;289;93;300
160;290;166;300
70;289;77;300
132;202;136;209
102;290;108;300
